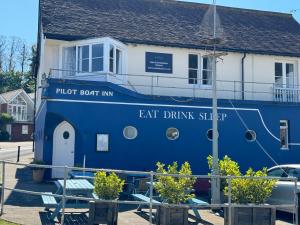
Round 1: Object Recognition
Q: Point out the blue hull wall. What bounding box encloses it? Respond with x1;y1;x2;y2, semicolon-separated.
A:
35;79;300;175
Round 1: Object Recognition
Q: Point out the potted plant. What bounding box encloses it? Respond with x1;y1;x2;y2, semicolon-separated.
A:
31;160;46;183
155;162;196;225
207;155;241;202
88;172;124;225
224;168;277;225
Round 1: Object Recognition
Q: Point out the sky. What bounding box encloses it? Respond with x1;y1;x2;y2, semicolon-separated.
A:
0;0;299;45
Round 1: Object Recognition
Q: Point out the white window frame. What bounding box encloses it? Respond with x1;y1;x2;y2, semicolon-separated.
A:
280;120;289;150
22;125;29;135
275;61;297;88
188;53;200;85
8;95;27;122
201;56;213;87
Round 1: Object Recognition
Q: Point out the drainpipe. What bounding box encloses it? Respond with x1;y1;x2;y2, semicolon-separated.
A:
241;53;247;100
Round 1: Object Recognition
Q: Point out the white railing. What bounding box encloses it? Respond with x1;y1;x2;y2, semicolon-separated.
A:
274;87;300;103
47;69;300;103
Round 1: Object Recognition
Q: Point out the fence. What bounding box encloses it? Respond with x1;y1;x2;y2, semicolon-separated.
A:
0;160;298;225
48;69;300;103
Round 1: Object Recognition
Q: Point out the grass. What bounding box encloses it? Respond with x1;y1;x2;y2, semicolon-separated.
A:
0;219;19;225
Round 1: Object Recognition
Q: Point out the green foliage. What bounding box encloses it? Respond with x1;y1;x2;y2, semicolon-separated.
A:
0;113;14;125
207;155;241;191
94;172;125;200
0;131;9;141
155;162;196;204
230;168;276;204
0;71;34;94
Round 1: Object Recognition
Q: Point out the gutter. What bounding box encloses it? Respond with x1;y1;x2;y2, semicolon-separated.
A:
241;53;247;100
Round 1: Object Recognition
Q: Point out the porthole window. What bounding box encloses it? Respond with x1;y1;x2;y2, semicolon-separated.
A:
123;126;138;140
166;127;179;140
63;131;70;140
245;130;256;142
207;129;219;141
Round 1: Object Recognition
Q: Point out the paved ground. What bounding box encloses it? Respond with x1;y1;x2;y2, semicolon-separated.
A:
0;142;33;160
0;153;296;225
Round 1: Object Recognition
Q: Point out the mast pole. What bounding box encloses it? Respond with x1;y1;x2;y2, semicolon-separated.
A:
211;0;221;205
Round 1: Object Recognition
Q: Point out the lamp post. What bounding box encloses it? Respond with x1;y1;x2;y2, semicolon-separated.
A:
211;0;221;206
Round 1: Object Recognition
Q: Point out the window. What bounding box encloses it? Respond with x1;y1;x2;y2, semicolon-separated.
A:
22;125;28;135
188;54;199;84
109;45;114;73
63;131;70;139
202;56;213;85
116;49;122;74
123;126;138;140
166;127;179;140
245;130;256;142
92;44;104;72
62;47;76;76
8;95;27;121
97;134;109;151
207;129;219;141
78;45;89;72
275;62;295;88
286;168;300;180
280;120;289;149
267;168;286;178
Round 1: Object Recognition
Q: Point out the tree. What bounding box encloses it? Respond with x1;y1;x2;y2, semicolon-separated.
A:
0;36;7;72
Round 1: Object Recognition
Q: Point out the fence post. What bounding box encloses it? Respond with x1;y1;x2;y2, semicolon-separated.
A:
149;171;154;225
294;179;298;225
0;161;5;216
17;146;20;162
61;166;68;225
228;176;232;225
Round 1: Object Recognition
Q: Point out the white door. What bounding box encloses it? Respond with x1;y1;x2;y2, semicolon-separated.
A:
52;121;75;178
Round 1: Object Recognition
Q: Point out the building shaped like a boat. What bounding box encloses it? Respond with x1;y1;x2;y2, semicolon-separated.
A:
35;0;300;178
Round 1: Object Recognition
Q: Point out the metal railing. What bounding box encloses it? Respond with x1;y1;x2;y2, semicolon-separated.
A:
47;69;300;103
0;160;298;225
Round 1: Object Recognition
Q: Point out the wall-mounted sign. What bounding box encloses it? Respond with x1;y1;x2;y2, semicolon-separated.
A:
145;52;173;74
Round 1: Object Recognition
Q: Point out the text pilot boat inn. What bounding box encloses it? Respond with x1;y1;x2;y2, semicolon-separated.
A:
35;0;300;178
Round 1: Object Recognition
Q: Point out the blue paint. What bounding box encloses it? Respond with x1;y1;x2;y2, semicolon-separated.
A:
145;52;173;73
35;79;300;178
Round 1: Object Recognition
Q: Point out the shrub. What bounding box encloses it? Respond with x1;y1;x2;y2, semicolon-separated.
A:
155;161;196;204
0;113;14;125
0;130;10;141
207;155;241;191
94;172;125;200
230;168;276;204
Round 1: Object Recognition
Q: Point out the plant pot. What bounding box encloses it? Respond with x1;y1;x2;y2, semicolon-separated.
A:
88;201;118;225
224;205;276;225
156;204;189;225
32;168;45;183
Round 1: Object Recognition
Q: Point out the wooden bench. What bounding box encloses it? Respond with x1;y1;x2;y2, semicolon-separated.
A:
132;193;160;211
41;192;58;210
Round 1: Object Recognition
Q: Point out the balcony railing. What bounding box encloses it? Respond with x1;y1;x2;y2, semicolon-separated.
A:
47;69;300;103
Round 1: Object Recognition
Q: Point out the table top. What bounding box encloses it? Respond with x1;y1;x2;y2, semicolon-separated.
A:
56;179;94;191
69;171;95;179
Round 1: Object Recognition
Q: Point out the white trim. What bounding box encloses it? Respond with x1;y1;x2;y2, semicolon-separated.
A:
47;98;287;144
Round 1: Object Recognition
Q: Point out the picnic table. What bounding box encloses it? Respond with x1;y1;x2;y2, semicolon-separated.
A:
41;179;96;221
132;181;209;221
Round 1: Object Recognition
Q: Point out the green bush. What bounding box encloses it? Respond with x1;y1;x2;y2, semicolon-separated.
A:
155;162;196;204
207;155;241;191
0;131;10;141
0;113;14;125
230;168;276;204
94;172;125;200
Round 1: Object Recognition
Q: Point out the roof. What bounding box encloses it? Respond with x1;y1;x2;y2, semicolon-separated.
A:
40;0;300;57
0;89;23;103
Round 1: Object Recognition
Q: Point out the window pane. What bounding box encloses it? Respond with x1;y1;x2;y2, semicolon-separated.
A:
92;44;103;58
286;63;294;87
92;58;103;72
82;59;89;72
189;69;198;84
110;45;114;58
189;55;198;69
286;168;300;180
82;46;89;59
166;127;179;140
116;49;122;74
275;63;283;86
109;45;114;72
267;168;284;177
202;70;212;85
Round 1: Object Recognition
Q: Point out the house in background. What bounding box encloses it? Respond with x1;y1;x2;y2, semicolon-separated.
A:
0;89;34;141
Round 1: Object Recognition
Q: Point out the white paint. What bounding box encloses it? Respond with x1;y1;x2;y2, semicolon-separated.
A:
52;121;75;178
